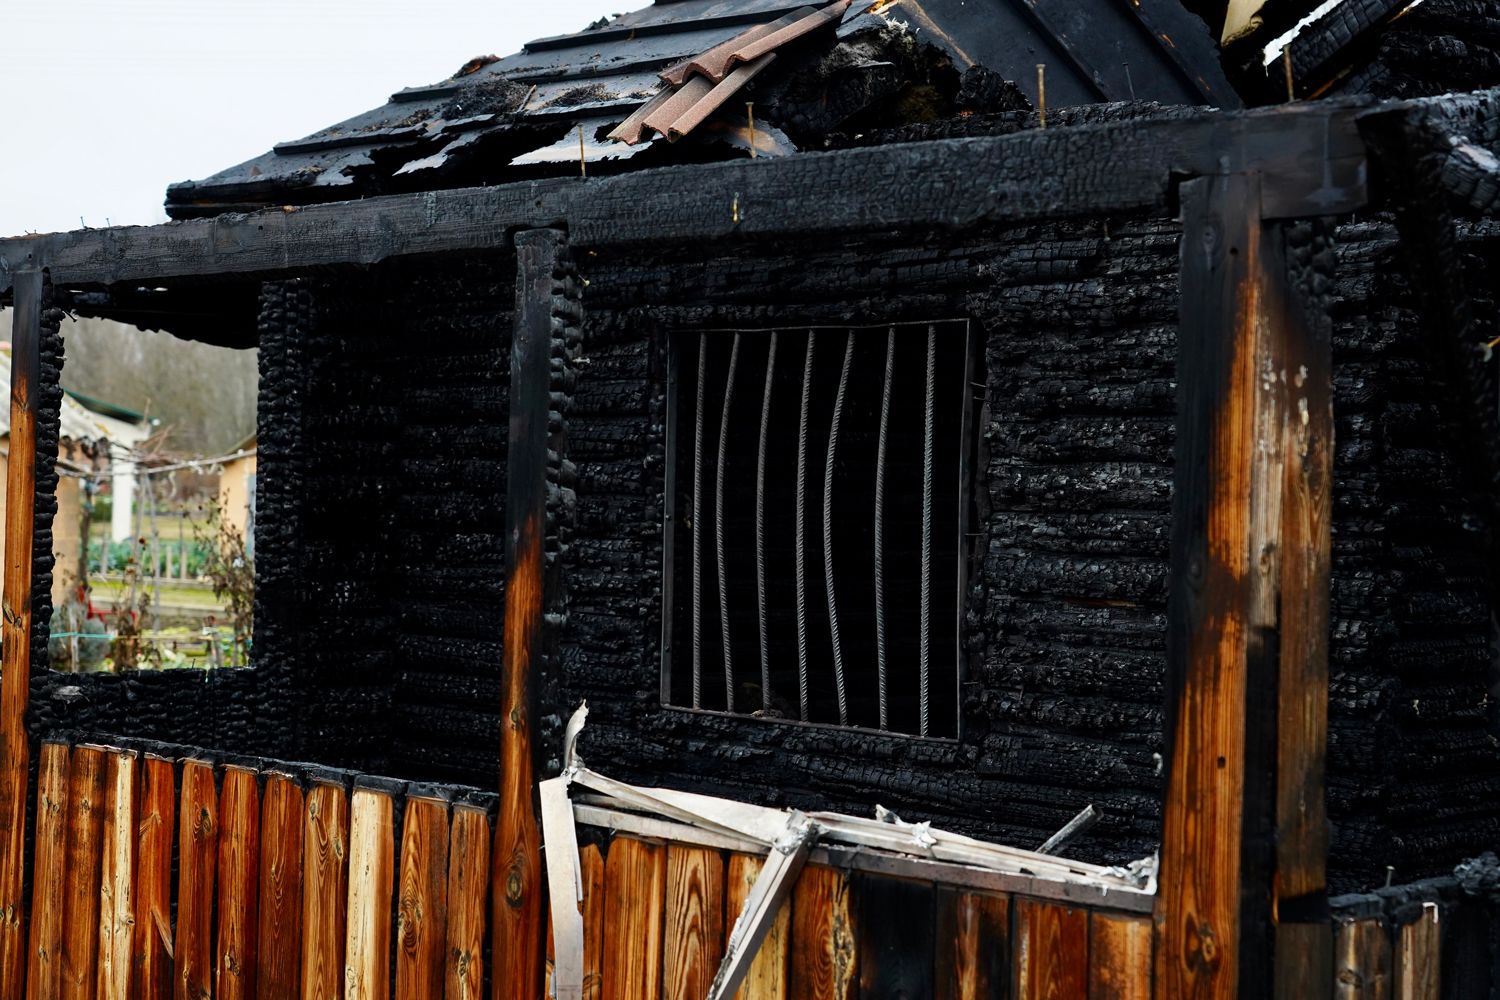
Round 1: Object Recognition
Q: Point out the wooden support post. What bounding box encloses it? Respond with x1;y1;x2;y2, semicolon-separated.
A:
493;228;566;1000
1156;173;1333;999
0;264;41;998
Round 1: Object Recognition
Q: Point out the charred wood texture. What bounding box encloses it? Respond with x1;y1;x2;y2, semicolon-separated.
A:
1328;0;1500;101
32;289;62;676
21;175;1497;897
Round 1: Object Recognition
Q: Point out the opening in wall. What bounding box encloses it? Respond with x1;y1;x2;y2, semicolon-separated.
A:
663;321;978;738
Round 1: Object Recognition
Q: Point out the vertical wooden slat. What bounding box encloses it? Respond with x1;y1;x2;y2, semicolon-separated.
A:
1334;918;1391;1000
856;874;934;1000
60;745;106;1000
445;804;489;1000
0;266;43;999
215;766;260;1000
1395;904;1439;1000
256;773;304;1000
494;228;565;1000
580;845;606;1000
173;760;216;1000
1439;900;1489;1000
663;845;725;1000
1013;898;1087;1000
727;854;788;1000
396;796;449;1000
301;780;349;1000
1276;922;1333;1000
133;755;176;1000
26;742;69;1000
601;836;667;1000
933;888;1008;1000
345;788;395;1000
96;752;137;1000
1088;912;1152;1000
789;864;856;1000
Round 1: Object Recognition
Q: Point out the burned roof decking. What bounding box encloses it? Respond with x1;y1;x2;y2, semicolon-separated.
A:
163;0;1234;219
165;0;848;217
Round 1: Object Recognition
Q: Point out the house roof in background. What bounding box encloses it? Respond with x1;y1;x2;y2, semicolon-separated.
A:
0;352;116;444
164;0;1233;219
63;388;146;425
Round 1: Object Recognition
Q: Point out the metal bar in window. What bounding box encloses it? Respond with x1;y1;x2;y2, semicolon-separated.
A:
874;327;895;730
954;322;976;736
755;333;778;713
794;334;815;723
661;340;680;707
692;334;707;709
824;331;855;726
920;324;936;737
716;333;741;713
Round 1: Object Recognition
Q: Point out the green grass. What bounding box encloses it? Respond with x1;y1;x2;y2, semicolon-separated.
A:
91;578;225;611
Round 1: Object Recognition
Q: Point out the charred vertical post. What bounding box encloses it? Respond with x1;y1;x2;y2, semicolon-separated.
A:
0;263;41;997
1156;172;1332;999
494;228;570;1000
1271;216;1334;999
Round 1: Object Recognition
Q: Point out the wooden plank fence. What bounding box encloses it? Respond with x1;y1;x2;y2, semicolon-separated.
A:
17;742;499;1000
1;738;1495;999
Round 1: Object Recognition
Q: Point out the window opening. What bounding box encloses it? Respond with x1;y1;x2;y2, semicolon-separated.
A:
664;321;975;737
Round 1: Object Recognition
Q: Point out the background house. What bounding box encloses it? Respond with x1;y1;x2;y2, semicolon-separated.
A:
0;349;113;606
217;433;256;552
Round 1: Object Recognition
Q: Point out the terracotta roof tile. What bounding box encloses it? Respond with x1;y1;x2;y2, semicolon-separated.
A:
665;53;778;139
620;0;848;145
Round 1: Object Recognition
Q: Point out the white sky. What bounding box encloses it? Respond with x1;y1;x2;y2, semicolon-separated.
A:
0;0;624;237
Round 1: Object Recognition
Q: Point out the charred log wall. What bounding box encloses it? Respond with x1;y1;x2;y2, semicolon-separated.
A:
555;222;1178;869
23;212;1496;894
1330;217;1500;875
263;255;515;776
28;257;515;779
543;217;1495;893
383;258;513;779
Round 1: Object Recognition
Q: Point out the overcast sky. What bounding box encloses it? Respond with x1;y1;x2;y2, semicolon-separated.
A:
0;0;623;237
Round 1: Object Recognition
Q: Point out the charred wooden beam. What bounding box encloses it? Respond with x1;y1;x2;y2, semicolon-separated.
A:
1156;173;1333;999
1272;215;1335;999
493;228;568;1000
0;96;1402;294
0;264;41;996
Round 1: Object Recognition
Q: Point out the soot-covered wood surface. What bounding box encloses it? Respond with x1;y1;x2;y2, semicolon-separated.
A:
23;214;1498;894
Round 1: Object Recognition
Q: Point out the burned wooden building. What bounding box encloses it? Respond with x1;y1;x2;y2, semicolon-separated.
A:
1;0;1498;996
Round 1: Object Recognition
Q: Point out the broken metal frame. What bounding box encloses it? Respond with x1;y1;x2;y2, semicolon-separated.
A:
0;87;1494;999
541;704;1152;1000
